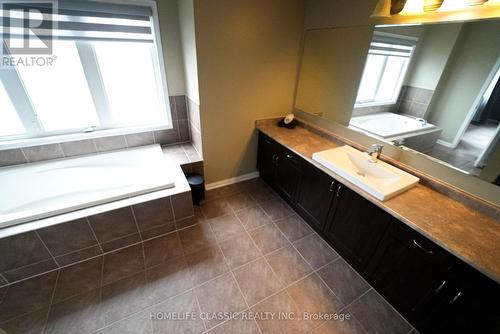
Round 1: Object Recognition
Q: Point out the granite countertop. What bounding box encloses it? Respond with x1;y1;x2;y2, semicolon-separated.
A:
256;118;500;283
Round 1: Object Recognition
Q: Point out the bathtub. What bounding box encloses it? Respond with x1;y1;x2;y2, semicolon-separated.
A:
350;112;436;139
349;112;442;153
0;145;175;229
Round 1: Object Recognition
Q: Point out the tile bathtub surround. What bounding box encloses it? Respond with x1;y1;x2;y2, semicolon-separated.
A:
397;85;434;118
0;191;193;286
0;95;192;168
0;179;416;334
187;97;203;156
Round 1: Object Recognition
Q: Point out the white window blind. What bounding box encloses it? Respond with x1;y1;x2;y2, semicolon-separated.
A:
2;0;154;41
355;32;417;106
0;0;171;147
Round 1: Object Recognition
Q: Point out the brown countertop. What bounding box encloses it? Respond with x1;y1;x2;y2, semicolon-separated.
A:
256;118;500;283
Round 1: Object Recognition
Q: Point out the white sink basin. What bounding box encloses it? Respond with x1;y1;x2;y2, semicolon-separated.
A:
312;145;419;201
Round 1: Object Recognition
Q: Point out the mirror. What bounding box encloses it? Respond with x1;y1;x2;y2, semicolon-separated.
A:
294;19;500;190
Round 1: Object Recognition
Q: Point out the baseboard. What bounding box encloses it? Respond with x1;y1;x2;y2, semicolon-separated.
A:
436;139;456;149
206;171;260;190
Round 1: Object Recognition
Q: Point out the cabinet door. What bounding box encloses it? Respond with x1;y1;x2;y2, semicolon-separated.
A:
273;147;301;203
257;133;277;184
295;164;336;232
324;184;391;272
366;222;452;322
416;261;500;334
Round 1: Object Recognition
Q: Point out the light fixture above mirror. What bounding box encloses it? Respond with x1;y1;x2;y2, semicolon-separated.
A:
372;0;500;18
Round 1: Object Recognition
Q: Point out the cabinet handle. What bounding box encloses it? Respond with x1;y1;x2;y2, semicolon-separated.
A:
449;291;462;304
329;181;335;192
435;280;447;293
275;155;279;165
412;239;433;255
271;154;276;164
336;185;342;197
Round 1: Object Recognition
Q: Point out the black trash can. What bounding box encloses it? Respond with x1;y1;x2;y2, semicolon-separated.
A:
187;173;205;206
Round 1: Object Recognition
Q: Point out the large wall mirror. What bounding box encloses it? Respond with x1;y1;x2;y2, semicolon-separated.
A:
294;18;500;204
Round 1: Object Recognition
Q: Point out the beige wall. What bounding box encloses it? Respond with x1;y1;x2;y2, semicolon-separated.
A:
304;0;379;29
480;141;500;182
427;20;500;144
295;27;373;125
177;0;200;104
156;0;186;96
194;0;305;183
404;23;462;91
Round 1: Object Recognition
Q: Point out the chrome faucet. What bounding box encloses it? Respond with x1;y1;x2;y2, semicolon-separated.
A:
366;144;383;163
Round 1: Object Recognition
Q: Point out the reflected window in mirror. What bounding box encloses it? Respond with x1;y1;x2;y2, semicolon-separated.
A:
355;32;416;107
348;21;500;185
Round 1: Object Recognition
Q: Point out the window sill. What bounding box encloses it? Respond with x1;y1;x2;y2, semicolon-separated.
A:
354;101;398;109
0;123;172;151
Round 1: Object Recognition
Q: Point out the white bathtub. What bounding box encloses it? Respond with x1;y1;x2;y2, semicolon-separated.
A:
350;112;436;139
0;145;175;229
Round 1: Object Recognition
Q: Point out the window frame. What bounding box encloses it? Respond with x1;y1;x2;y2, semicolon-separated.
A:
0;0;172;150
354;33;417;109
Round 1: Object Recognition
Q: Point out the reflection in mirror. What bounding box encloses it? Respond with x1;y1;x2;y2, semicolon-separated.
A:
349;21;500;185
294;19;500;197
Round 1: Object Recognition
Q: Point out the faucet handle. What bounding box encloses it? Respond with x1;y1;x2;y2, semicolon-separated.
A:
368;144;384;153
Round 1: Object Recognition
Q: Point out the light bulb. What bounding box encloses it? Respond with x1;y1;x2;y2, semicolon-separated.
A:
399;0;425;15
438;0;470;11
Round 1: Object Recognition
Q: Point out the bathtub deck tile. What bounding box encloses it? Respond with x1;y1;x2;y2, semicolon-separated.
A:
2;258;58;283
37;218;100;257
88;207;139;245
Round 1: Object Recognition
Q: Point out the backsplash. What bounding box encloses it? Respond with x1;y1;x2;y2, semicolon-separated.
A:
397;85;435;118
351;86;435;119
187;97;203;156
352;103;398;117
0;95;192;168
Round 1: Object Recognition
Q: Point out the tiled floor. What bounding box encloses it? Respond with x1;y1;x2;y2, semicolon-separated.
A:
0;178;415;334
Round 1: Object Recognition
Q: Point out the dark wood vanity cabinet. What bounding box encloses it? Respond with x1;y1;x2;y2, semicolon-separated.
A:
256;130;499;333
295;164;336;232
273;148;301;203
257;133;278;184
415;261;500;333
365;222;453;322
323;184;392;272
257;132;301;203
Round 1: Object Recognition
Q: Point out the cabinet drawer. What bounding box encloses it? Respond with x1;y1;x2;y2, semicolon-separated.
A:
367;220;452;321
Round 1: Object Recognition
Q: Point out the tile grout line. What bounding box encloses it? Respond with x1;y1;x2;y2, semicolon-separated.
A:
194;293;209;333
248;194;319;327
255;186;374;333
41;269;61;334
86;217;104;254
247;182;367;332
64;222;349;334
229;190;302;334
129;206;148;274
0;273;8;287
0;283;9;306
204;210;261;334
2;212;198;288
35;231;61;268
19;146;29;163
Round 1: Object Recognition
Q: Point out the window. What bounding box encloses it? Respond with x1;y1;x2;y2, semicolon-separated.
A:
355;32;416;106
0;0;170;146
